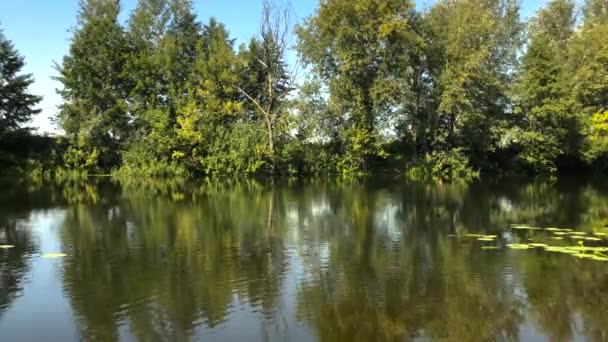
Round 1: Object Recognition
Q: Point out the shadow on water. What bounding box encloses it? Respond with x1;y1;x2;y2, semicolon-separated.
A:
0;175;608;341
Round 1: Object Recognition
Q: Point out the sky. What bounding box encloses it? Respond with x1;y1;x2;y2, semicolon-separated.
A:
0;0;546;134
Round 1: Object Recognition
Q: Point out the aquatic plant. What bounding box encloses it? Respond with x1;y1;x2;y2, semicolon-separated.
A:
41;253;67;258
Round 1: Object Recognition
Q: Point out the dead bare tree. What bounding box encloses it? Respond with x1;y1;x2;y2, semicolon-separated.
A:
238;0;295;172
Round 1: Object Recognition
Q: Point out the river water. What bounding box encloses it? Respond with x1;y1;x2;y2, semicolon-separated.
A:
1;176;607;341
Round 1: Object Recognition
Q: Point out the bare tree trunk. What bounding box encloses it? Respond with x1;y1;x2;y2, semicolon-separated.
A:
239;0;294;174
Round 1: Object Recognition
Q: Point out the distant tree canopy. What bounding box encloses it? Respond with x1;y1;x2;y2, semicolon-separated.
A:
3;0;608;179
0;28;41;135
0;27;45;170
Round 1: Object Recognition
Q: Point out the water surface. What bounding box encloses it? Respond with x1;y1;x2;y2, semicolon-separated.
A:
1;177;608;341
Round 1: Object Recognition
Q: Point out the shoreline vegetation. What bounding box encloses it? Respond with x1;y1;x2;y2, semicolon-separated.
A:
1;0;607;182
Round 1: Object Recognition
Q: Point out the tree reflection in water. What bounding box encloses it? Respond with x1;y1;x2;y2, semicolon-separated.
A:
0;176;607;341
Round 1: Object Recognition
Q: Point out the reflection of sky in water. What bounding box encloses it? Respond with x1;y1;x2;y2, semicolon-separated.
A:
1;178;608;341
0;209;78;341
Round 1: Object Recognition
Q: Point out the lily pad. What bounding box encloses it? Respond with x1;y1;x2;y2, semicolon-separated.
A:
465;234;497;239
42;253;67;258
552;232;568;235
589;255;608;262
544;246;580;254
507;243;532;250
568;231;587;235
562;246;608;253
549;237;565;240
481;246;500;250
584;237;602;241
575;254;596;259
0;245;15;249
545;227;572;232
510;225;541;230
529;243;549;248
478;237;496;241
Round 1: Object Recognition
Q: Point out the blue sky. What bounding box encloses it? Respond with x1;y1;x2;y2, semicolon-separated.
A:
1;0;546;134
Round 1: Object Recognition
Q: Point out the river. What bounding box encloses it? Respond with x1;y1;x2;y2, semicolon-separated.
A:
1;176;607;341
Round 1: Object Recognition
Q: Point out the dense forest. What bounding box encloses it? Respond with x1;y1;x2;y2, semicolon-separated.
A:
1;0;607;180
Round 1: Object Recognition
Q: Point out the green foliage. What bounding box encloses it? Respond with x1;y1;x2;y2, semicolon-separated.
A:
199;124;269;175
425;0;523;166
296;0;422;173
0;27;42;135
54;0;130;169
585;110;608;170
406;149;479;182
11;0;607;181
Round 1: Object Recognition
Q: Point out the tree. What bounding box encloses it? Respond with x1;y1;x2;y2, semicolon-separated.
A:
239;0;294;173
0;28;41;135
569;0;608;115
55;0;130;170
509;0;578;173
572;0;608;169
296;0;422;176
120;0;202;175
582;0;608;25
424;0;523;170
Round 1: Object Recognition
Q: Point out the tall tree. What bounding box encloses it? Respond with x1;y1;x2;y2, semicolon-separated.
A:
574;0;608;168
174;18;249;174
296;0;422;176
122;0;201;171
424;0;523;169
510;0;578;173
55;0;130;169
570;0;608;114
239;0;294;173
0;28;42;134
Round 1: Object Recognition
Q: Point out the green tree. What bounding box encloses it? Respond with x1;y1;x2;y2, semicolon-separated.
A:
121;0;200;174
176;19;258;175
570;0;608;115
296;0;422;176
424;0;523;170
239;0;294;173
509;0;578;173
55;0;130;170
0;28;41;135
573;0;608;169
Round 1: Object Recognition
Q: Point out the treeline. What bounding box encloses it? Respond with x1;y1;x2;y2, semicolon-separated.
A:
2;0;608;179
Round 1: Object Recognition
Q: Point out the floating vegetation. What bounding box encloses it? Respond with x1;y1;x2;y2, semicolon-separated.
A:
454;224;608;262
545;246;580;254
560;246;608;253
545;227;573;232
510;225;541;230
507;244;532;250
42;253;67;258
478;237;497;242
0;245;15;249
583;237;602;241
464;234;497;239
